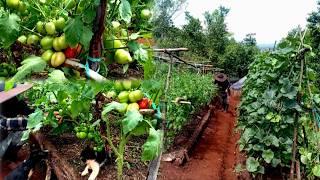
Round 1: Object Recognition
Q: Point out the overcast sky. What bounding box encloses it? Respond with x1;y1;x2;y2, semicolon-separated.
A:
172;0;318;44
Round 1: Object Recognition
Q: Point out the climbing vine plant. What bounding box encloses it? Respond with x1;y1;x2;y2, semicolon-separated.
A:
238;29;320;179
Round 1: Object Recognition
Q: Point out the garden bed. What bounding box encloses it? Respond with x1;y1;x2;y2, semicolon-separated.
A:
46;133;148;180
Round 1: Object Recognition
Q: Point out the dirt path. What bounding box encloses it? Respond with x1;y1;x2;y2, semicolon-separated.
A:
160;94;247;180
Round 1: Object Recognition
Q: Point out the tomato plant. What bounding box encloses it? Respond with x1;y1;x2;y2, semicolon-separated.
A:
142;62;217;139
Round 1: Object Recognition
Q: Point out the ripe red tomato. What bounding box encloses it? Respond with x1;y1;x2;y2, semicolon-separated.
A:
64;44;82;58
64;47;76;58
138;98;149;109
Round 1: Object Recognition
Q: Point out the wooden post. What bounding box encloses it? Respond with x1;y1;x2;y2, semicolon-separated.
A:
88;0;107;71
147;52;174;180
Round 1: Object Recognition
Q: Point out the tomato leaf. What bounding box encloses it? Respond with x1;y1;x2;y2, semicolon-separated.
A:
27;109;44;129
127;41;148;62
102;101;123;115
141;128;162;161
80;26;93;50
47;70;67;83
122;110;143;135
246;157;260;172
0;13;20;48
131;120;149;136
119;0;132;24
11;56;47;82
65;17;92;49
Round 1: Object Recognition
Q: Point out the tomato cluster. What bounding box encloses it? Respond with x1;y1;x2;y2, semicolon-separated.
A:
74;123;104;152
17;17;82;68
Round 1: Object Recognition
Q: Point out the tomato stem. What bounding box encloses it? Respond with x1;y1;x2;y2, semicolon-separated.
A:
21;25;43;37
30;0;47;18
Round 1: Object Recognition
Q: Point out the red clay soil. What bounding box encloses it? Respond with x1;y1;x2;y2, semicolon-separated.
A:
160;94;250;180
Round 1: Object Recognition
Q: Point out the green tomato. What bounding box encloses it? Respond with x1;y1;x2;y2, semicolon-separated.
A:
122;80;132;90
141;9;152;19
53;37;61;51
36;21;45;34
54;17;66;30
129;90;143;102
131;78;141;89
18;1;27;13
116;103;128;113
74;126;80;132
114;49;132;64
45;22;56;35
76;132;87;139
118;91;129;103
106;91;117;99
40;36;54;50
104;39;124;50
27;35;40;45
6;0;19;9
87;132;94;139
53;35;67;51
51;52;66;67
58;35;68;49
96;146;103;152
17;35;27;44
64;0;76;9
114;80;123;92
41;49;54;62
126;102;139;112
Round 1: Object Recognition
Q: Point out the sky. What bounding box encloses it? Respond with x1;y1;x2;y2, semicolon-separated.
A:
172;0;318;44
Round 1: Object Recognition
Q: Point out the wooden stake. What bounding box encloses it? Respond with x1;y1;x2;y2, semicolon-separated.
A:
88;0;107;71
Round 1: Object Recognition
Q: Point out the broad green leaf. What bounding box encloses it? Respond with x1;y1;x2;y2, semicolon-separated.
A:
242;128;255;143
141;128;162;161
80;26;93;50
246;157;259;172
11;56;47;82
64;17;82;45
0;13;20;48
127;40;149;62
271;158;281;167
47;70;67;83
262;149;274;163
70;100;83;119
313;165;320;177
27;109;44;129
64;17;93;48
131;120;149;136
119;0;132;24
102;101;123;115
82;7;96;24
21;129;31;141
122;110;143;135
264;135;279;147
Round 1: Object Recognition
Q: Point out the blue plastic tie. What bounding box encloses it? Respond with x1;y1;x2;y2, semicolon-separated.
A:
85;56;102;77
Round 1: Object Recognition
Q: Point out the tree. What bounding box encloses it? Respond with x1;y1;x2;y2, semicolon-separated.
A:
152;0;187;39
181;12;206;57
204;6;230;62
